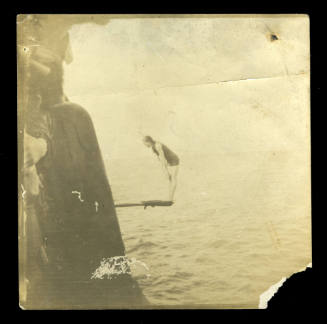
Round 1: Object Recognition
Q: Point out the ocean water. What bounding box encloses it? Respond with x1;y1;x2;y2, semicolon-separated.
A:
104;150;311;308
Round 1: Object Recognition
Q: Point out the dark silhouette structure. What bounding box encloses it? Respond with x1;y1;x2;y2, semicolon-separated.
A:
18;14;147;308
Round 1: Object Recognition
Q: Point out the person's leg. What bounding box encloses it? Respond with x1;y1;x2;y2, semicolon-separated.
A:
168;165;179;201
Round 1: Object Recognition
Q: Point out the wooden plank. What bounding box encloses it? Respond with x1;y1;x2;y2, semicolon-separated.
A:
115;200;174;208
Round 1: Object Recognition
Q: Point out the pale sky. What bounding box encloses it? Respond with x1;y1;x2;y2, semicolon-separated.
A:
64;16;309;160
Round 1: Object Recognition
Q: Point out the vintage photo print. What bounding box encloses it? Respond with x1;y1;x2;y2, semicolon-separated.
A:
17;14;311;309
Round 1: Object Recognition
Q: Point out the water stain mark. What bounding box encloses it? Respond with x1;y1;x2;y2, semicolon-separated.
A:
72;190;84;202
21;184;26;200
266;221;281;251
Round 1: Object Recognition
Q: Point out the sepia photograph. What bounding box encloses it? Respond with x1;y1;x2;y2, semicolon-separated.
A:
17;14;311;309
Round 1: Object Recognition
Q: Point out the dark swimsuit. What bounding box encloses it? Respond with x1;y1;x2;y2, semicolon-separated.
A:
152;142;180;166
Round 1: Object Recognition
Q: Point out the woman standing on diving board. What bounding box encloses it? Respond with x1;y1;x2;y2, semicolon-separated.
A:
143;136;180;202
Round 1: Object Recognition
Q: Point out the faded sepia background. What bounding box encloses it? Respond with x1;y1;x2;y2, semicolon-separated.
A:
21;15;311;308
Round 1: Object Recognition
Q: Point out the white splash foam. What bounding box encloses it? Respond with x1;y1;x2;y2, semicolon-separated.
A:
91;256;150;280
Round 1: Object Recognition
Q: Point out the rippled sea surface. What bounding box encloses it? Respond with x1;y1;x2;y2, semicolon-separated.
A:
105;151;311;308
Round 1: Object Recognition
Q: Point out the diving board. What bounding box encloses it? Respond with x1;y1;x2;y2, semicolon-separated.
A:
115;200;174;209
